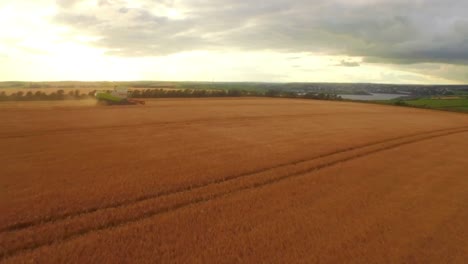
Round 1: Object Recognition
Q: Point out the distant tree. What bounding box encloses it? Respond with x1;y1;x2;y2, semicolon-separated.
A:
25;91;34;100
0;91;7;101
393;100;408;106
49;92;58;100
197;89;209;97
131;90;141;98
13;91;25;101
281;91;297;98
56;89;65;100
142;89;153;98
247;90;260;97
88;90;96;97
34;91;41;99
227;89;242;97
265;89;280;97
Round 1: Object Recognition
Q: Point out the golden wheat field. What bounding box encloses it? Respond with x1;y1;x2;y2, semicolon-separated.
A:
1;98;468;263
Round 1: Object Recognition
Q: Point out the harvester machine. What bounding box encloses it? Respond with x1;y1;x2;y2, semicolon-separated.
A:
95;87;145;105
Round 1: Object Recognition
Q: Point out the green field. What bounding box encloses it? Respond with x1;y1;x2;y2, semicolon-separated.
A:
386;97;468;112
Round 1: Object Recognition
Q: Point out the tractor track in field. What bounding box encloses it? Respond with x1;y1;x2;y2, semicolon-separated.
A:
2;125;466;233
1;126;468;261
0;112;385;139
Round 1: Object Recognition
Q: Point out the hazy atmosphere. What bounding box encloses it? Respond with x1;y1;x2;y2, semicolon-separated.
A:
1;0;468;83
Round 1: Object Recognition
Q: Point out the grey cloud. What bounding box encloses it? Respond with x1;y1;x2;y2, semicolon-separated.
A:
97;0;111;6
118;7;129;14
54;13;100;27
402;63;468;83
379;71;431;84
56;0;80;8
53;0;468;66
338;60;360;67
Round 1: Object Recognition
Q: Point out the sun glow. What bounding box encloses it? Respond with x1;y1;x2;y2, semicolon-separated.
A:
0;0;464;83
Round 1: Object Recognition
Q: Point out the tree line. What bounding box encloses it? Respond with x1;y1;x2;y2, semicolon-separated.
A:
0;88;342;101
129;89;257;98
0;90;95;101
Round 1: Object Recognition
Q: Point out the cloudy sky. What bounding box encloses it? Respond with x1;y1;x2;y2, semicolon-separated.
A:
0;0;467;84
